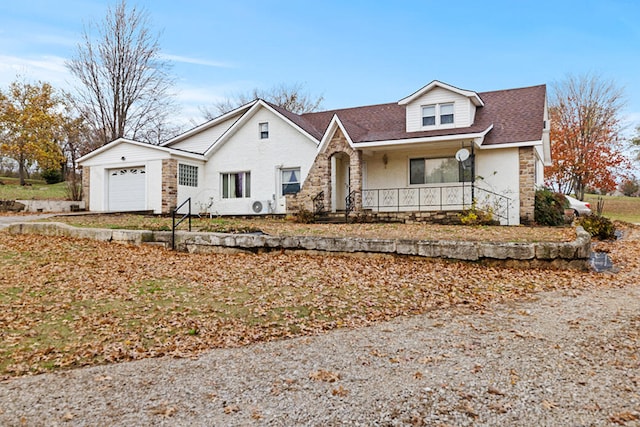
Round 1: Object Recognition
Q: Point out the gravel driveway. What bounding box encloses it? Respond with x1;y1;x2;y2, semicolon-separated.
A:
1;282;638;426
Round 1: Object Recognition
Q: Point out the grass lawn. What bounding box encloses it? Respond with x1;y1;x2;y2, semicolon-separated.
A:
0;177;68;200
584;194;640;223
1;225;638;379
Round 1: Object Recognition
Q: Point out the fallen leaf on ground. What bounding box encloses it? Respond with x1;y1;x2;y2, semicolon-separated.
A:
309;369;341;383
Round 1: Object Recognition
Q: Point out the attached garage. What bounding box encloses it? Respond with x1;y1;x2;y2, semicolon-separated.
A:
107;167;146;211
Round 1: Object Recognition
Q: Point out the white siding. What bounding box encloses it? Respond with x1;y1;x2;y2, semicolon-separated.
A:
83;142;170;213
475;148;520;225
168;116;238;154
176;160;207;214
81;143;170;167
405;87;473;132
196;107;318;215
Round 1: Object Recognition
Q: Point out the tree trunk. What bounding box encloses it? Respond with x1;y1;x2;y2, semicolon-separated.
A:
18;154;25;186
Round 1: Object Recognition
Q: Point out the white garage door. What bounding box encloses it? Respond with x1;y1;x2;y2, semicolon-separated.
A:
108;167;146;211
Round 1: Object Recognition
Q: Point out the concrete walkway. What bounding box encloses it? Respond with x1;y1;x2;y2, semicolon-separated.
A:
0;213;58;229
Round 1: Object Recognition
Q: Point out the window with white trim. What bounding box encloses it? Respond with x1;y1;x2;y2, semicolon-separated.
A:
409;157;470;184
422;105;436;126
422;103;455;127
281;168;301;195
259;122;269;139
178;164;198;187
222;172;251;198
440;103;454;124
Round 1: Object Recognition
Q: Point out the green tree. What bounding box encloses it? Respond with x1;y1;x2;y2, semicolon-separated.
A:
0;80;65;185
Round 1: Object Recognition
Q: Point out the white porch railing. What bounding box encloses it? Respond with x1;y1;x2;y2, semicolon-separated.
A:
361;185;511;224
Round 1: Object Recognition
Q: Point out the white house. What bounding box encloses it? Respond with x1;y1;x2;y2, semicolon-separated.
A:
78;80;551;225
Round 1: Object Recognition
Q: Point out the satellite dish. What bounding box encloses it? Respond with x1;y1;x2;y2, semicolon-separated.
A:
455;148;470;162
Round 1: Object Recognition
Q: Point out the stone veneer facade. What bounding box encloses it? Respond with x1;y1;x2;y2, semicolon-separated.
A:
519;146;536;224
161;159;178;214
81;166;90;210
288;128;362;215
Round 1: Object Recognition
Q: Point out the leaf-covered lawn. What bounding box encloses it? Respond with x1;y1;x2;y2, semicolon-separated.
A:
48;214;575;242
1;224;638;379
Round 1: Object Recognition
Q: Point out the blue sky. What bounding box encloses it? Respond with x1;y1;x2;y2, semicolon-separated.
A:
1;0;639;134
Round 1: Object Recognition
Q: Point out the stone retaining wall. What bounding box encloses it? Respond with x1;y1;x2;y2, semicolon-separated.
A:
6;222;592;270
14;200;85;213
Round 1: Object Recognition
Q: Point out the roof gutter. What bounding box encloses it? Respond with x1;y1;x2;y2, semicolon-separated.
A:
354;125;493;149
477;139;543;150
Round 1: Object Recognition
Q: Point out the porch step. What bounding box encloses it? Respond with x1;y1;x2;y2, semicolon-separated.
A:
314;212;348;224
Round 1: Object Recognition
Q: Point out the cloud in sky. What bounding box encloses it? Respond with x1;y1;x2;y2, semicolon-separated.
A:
0;55;70;86
160;54;234;69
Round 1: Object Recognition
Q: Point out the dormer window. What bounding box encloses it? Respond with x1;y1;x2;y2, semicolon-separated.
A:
422;106;436;126
440;103;454;124
421;103;455;127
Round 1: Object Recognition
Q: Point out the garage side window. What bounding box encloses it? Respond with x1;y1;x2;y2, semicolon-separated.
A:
178;164;198;187
222;172;251;198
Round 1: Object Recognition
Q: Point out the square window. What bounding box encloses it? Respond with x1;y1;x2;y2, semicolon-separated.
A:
222;172;251;198
440;103;454;124
281;168;301;195
178;164;198;187
422;105;436;126
259;122;269;139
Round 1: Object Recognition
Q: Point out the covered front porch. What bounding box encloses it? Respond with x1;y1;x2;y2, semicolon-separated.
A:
297;124;521;225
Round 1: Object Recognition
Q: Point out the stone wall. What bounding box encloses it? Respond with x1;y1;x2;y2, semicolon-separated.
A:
82;166;90;210
288;128;362;214
7;221;593;271
15;200;85;212
519;147;536;224
362;210;464;225
161;159;178;214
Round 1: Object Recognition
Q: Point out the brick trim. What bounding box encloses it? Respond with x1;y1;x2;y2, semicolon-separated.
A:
519;146;535;224
81;166;90;210
161;159;178;214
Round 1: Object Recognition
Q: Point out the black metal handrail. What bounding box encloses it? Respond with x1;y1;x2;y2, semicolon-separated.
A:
172;197;192;250
361;185;511;224
312;191;325;217
345;190;357;222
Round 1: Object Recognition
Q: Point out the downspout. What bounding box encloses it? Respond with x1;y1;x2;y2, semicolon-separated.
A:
471;143;475;203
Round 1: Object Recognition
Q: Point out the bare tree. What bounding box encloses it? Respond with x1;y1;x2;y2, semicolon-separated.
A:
66;0;178;145
631;125;640;161
56;99;95;200
201;82;324;119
